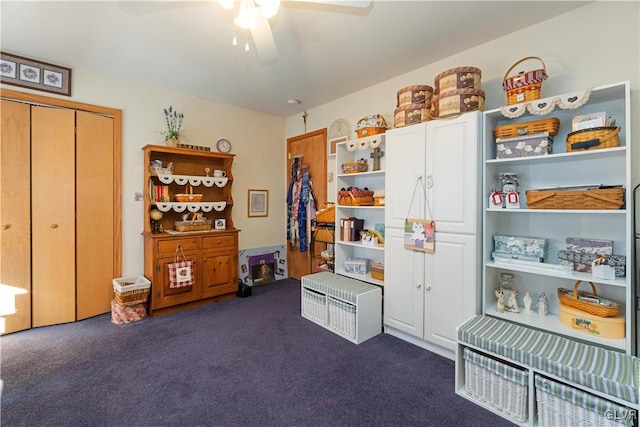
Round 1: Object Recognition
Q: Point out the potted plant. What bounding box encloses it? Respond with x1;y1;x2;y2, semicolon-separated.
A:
161;105;184;147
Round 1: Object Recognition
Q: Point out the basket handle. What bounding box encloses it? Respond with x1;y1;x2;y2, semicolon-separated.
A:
503;56;547;82
572;280;597;299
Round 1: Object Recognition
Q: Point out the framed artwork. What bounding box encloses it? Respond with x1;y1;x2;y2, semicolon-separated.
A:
403;218;435;253
214;219;226;230
328;136;348;156
248;189;268;217
1;52;72;96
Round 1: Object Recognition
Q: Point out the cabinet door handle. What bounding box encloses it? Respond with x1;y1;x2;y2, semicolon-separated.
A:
1;224;10;230
426;174;433;189
425;284;431;291
50;224;59;229
416;283;421;289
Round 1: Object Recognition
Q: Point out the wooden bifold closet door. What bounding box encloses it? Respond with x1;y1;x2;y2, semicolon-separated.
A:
1;92;120;333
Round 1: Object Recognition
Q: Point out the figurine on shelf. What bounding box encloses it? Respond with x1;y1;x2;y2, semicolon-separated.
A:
505;289;520;313
523;292;533;312
537;292;548;317
495;289;506;313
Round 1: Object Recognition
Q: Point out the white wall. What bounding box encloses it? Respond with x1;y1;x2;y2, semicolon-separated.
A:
3;2;637;278
2;69;287;277
285;2;640;197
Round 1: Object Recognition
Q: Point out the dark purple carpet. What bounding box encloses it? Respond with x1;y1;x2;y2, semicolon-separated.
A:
1;279;513;426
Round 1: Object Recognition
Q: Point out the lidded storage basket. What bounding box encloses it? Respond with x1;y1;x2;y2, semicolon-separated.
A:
502;56;548;105
566;126;621;152
434;66;481;94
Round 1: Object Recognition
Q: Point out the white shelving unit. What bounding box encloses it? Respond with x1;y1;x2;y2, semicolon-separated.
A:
334;134;385;287
301;272;382;344
481;81;634;354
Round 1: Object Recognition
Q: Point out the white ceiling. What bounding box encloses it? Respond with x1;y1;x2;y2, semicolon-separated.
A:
1;1;591;117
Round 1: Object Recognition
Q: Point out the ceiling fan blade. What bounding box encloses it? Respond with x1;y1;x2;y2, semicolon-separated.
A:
288;0;372;8
250;17;278;62
118;1;201;15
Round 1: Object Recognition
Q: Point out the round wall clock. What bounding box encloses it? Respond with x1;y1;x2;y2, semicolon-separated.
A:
216;138;232;153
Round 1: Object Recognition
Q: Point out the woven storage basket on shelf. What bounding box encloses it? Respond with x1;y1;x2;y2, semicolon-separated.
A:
341;161;368;174
557;281;620;317
463;348;528;423
525;187;624;210
315;203;335;223
494;117;560;139
566;126;621;152
338;188;374;206
502;56;548;105
174;213;212;231
535;375;633;427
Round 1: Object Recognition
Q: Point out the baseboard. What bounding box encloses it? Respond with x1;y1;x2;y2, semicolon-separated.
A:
384;326;454;361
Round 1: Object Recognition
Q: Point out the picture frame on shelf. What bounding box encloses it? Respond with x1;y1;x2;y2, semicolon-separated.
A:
248;189;268;217
1;52;71;96
215;219;226;230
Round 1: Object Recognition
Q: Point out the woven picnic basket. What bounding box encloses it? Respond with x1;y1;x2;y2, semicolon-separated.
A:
502;56;548;105
315;203;335;223
494;117;560;139
557;281;620;317
525;187;624;210
338;188;374;206
566;126;621;152
341;161;368;174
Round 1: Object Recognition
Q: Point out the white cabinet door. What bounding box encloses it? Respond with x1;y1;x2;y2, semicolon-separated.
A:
424;232;479;351
383;228;424;337
384;123;427;230
425;112;480;235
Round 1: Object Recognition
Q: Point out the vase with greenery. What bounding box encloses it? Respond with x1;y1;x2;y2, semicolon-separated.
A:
161;105;184;147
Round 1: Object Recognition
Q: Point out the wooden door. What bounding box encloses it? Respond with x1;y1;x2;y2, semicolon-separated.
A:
0;100;32;333
76;111;115;320
31;105;76;327
286;129;327;280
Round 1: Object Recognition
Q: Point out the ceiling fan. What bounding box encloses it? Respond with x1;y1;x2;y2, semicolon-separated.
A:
120;0;372;62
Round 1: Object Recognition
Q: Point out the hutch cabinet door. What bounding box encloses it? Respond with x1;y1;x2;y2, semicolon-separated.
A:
150;254;202;310
201;251;237;298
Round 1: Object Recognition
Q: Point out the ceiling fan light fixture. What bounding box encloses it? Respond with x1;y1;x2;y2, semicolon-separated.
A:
256;0;280;19
234;0;258;29
217;0;234;10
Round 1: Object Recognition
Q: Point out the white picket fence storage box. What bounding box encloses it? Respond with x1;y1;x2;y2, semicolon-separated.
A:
301;272;381;344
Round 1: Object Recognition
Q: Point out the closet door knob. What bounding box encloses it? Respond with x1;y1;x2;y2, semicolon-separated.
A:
1;224;10;230
50;224;59;229
426;284;432;291
416;283;421;289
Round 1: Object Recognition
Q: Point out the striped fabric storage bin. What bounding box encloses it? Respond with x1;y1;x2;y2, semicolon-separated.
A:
536;375;636;427
458;315;640;405
464;348;528;422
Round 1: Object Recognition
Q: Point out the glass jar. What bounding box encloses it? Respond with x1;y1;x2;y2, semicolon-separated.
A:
498;272;515;291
